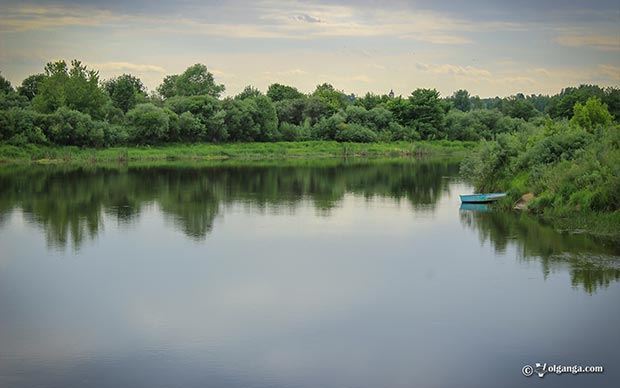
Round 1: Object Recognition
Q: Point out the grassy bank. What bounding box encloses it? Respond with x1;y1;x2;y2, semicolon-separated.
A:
0;140;476;164
461;113;620;240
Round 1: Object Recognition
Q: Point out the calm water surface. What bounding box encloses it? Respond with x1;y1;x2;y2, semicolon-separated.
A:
0;159;619;388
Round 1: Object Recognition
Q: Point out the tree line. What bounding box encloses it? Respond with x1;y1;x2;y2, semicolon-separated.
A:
0;60;618;146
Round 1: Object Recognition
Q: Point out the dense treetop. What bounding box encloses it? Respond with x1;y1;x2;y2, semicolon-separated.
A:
0;60;618;147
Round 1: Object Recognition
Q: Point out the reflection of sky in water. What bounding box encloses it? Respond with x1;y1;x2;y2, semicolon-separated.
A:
0;167;619;388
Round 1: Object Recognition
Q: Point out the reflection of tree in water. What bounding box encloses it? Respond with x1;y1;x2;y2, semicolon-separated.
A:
460;209;620;293
0;159;457;248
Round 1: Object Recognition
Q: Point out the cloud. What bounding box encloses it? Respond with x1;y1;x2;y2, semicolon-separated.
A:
264;68;307;76
291;14;322;23
0;5;116;31
416;63;492;78
597;64;620;81
88;62;166;73
555;34;620;51
0;1;518;43
401;34;473;45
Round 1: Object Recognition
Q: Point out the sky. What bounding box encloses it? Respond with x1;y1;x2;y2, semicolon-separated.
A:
0;0;618;97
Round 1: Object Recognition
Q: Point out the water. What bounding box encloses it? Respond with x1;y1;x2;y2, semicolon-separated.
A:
0;159;618;388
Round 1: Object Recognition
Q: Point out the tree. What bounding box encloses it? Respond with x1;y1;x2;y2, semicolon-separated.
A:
126;103;174;143
603;87;619;121
164;95;226;142
354;92;390;110
46;107;105;146
0;72;14;94
402;89;446;139
500;96;537;120
302;96;332;126
547;84;605;119
32;60;109;119
450;89;471;112
266;83;304;102
236;86;263;99
18;74;46;100
570;97;613;131
157;64;224;99
275;98;307;126
222;95;277;141
157;75;179;99
103;74;147;112
0;108;47;144
312;83;349;113
334;123;378;143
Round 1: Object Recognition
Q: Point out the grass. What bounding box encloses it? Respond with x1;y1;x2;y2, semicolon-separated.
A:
0;140;477;164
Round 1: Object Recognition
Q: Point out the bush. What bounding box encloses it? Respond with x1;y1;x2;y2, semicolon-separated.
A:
334;123;378;143
46;107;104;146
278;122;311;141
178;112;206;141
0;108;48;144
125;103;172;144
389;122;420;141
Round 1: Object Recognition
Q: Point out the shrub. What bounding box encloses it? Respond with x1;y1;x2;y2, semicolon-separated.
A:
334;123;378;143
0;108;48;144
125;103;171;144
178;111;206;141
279;122;311;141
46;107;104;146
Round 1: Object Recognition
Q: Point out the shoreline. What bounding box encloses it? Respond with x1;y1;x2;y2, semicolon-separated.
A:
1;140;617;241
0;140;476;164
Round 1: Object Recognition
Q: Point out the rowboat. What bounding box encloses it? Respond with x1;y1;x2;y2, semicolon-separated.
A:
459;193;506;203
459;203;491;212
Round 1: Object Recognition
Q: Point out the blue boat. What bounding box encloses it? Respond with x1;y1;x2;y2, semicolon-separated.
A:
459;203;491;212
459;193;506;203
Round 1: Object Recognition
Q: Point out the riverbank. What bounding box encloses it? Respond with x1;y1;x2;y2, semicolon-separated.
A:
0;140;476;164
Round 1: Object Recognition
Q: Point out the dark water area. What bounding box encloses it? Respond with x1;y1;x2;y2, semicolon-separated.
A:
0;159;618;388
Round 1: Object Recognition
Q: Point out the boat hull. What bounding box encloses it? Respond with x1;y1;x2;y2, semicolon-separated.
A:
459;193;506;203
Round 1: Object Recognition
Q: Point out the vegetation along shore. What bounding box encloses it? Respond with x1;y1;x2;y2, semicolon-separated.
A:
1;60;619;238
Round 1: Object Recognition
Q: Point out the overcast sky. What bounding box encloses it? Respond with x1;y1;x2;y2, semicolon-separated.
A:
0;0;618;97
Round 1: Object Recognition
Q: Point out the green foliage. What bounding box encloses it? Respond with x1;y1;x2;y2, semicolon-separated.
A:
267;83;304;102
545;84;617;120
278;122;312;141
449;89;471;112
46;107;105;147
500;96;537;120
164;95;225;142
17;74;46;100
157;64;224;99
569;97;613;131
384;90;447;140
32;60;110;119
103;74;147;113
2;59;619;149
461;99;619;216
445;109;532;140
126;103;174;144
354;92;391;110
178;112;207;141
222;95;278;142
235;85;263;99
312;83;349;113
0;72;13;94
334;123;379;143
275;97;307;126
157;75;179;99
0;108;48;144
